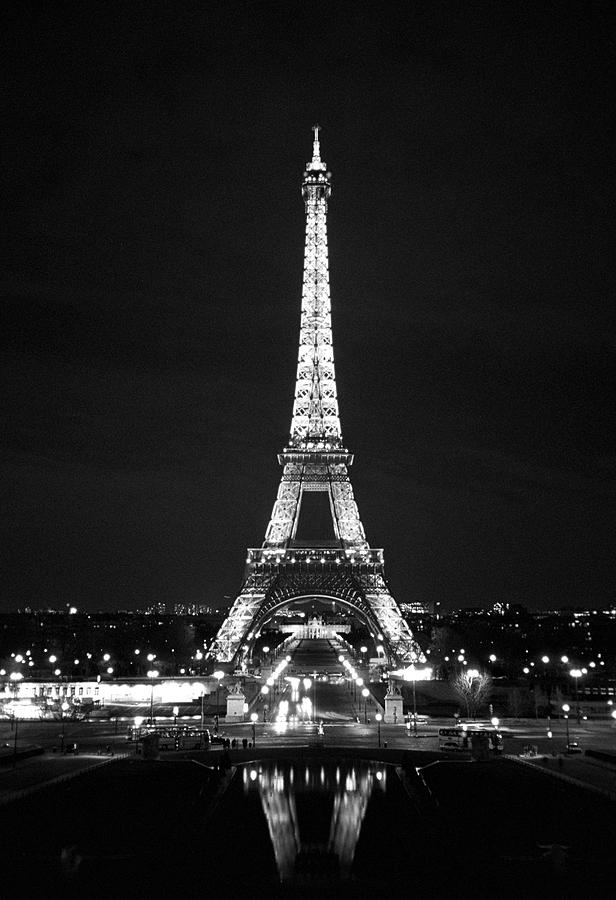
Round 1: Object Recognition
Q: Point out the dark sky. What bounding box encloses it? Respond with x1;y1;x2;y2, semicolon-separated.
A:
2;1;614;614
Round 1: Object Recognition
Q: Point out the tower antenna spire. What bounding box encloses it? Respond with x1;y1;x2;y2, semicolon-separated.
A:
312;123;321;161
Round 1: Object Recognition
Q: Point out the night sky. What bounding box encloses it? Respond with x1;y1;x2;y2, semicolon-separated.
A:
2;2;614;614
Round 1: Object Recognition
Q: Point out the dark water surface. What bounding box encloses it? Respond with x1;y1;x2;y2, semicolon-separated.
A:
1;753;615;898
209;759;423;889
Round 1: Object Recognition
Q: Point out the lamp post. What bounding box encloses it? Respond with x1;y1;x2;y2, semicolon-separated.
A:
147;669;159;724
562;703;570;746
410;673;418;737
60;700;70;752
570;669;582;723
362;687;369;724
173;706;179;728
12;714;19;768
375;712;382;748
213;670;225;732
250;712;258;747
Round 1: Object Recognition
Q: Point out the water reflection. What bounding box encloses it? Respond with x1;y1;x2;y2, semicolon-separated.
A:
242;761;386;882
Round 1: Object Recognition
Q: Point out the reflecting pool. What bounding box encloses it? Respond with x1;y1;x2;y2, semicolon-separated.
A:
241;760;387;882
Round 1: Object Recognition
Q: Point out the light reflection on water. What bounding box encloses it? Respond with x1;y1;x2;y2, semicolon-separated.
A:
242;761;386;882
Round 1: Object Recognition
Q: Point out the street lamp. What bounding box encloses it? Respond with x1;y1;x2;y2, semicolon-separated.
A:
250;711;258;746
562;704;570;746
362;687;369;724
406;669;419;736
375;712;382;748
213;670;225;731
569;669;583;722
261;684;275;722
147;669;159;723
60;700;70;753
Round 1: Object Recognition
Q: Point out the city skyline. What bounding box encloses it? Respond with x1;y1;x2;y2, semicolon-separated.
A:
3;4;614;614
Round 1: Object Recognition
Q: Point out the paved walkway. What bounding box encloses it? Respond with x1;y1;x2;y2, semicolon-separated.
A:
508;752;616;800
0;750;127;806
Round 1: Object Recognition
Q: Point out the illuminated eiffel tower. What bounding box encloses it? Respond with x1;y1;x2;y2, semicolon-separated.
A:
209;127;423;667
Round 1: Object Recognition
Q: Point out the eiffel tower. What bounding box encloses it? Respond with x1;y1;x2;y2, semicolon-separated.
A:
208;127;423;667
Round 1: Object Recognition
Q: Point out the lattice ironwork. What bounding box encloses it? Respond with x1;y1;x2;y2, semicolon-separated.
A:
208;129;424;667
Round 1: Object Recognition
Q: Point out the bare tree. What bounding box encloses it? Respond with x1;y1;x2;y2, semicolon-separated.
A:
450;670;493;719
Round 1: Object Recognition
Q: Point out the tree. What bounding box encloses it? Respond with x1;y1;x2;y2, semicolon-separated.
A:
450;670;493;719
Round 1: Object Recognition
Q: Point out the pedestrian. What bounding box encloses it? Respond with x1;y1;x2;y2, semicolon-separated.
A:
242;738;248;750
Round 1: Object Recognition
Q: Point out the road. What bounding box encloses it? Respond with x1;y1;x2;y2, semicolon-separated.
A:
5;634;615;758
2;634;615;799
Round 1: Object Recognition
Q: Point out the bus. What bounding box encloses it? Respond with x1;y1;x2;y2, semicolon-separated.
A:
438;727;503;754
126;724;211;750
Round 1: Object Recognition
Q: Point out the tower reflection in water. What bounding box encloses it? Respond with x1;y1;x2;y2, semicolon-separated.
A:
242;761;386;882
